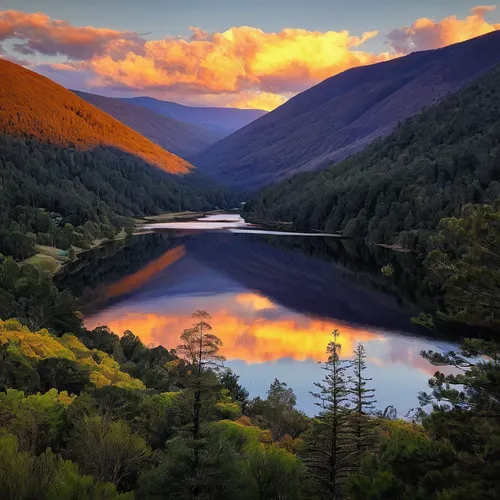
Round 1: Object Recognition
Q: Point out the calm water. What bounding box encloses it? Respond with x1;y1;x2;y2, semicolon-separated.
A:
58;214;456;416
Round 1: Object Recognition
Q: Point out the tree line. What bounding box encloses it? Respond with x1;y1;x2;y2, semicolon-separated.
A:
0;133;238;259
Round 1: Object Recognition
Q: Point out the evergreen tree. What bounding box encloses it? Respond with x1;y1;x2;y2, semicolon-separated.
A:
350;344;377;460
305;329;354;499
176;310;225;498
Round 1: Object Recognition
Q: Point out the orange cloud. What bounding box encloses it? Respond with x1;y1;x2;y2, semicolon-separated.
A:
386;5;500;54
86;26;390;99
2;6;499;110
0;10;140;59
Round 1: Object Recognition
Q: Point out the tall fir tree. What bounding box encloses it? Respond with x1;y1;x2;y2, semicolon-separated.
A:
350;344;377;460
305;329;355;499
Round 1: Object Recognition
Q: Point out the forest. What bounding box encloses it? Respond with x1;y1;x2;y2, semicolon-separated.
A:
1;200;500;498
243;64;500;249
0;134;238;260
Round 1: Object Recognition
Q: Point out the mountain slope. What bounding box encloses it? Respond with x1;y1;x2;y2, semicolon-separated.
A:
243;63;500;245
122;96;266;136
73;90;224;158
0;60;238;260
0;59;191;174
194;31;500;191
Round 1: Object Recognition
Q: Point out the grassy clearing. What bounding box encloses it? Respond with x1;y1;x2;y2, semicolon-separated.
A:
24;253;62;273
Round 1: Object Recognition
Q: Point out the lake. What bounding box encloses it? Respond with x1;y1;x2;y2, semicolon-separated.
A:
57;214;456;416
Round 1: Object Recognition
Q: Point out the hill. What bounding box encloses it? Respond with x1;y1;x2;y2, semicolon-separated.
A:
121;96;266;137
194;31;500;191
243;63;500;246
0;59;191;174
73;90;224;158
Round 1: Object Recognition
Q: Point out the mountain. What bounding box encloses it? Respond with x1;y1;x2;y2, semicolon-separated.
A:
243;63;500;245
0;59;238;260
0;59;191;174
193;31;500;191
73;90;224;158
121;96;266;136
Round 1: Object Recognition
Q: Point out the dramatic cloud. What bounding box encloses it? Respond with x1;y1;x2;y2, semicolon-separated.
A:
1;6;499;109
85;26;389;100
387;5;500;54
0;10;141;59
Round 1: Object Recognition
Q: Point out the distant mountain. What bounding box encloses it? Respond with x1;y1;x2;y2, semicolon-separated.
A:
121;96;266;136
193;31;500;191
0;59;191;174
73;90;224;159
243;63;500;245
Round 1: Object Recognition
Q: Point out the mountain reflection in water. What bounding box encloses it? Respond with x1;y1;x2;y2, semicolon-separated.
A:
58;229;456;416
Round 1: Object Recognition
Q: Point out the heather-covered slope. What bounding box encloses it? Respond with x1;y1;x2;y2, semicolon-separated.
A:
194;31;500;191
122;96;266;136
243;63;500;245
0;59;191;174
73;90;224;158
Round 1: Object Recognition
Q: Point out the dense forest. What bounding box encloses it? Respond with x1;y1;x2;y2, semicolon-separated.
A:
243;64;500;247
0;135;238;260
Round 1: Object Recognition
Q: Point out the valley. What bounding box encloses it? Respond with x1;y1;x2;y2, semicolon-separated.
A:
1;10;500;499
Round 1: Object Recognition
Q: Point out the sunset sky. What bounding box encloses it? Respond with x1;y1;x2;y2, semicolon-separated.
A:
1;1;499;110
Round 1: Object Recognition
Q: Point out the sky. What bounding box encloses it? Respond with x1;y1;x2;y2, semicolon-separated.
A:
1;1;499;109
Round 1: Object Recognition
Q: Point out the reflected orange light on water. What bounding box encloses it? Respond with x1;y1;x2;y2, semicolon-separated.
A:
86;292;384;363
105;245;186;299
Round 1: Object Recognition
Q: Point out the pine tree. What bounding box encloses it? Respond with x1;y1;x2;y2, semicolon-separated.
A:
350;344;377;460
305;329;355;499
176;310;225;498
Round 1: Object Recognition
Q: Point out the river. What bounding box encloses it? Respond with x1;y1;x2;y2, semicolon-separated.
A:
57;213;457;416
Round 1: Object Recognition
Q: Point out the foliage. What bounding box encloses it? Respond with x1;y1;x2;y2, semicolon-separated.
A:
351;344;377;458
0;431;132;500
419;202;500;331
0;319;144;394
0;256;82;333
70;415;150;490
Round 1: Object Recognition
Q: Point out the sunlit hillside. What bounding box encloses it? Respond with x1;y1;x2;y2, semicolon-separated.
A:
0;59;192;174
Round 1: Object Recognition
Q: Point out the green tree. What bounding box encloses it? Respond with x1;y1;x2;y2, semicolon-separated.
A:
176;310;225;498
220;368;249;408
419;202;500;331
70;415;150;490
350;344;377;459
305;330;354;499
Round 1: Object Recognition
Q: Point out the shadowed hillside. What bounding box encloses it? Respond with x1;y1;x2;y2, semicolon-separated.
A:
0;59;191;174
73;90;224;159
193;31;500;191
122;96;266;137
243;63;500;246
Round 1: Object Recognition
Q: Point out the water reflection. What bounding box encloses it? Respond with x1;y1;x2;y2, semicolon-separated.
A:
58;227;455;416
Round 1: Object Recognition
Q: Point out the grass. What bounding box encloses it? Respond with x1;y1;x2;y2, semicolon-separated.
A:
24;254;62;273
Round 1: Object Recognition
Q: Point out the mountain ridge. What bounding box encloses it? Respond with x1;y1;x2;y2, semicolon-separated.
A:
122;96;267;136
193;31;500;191
72;90;224;159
